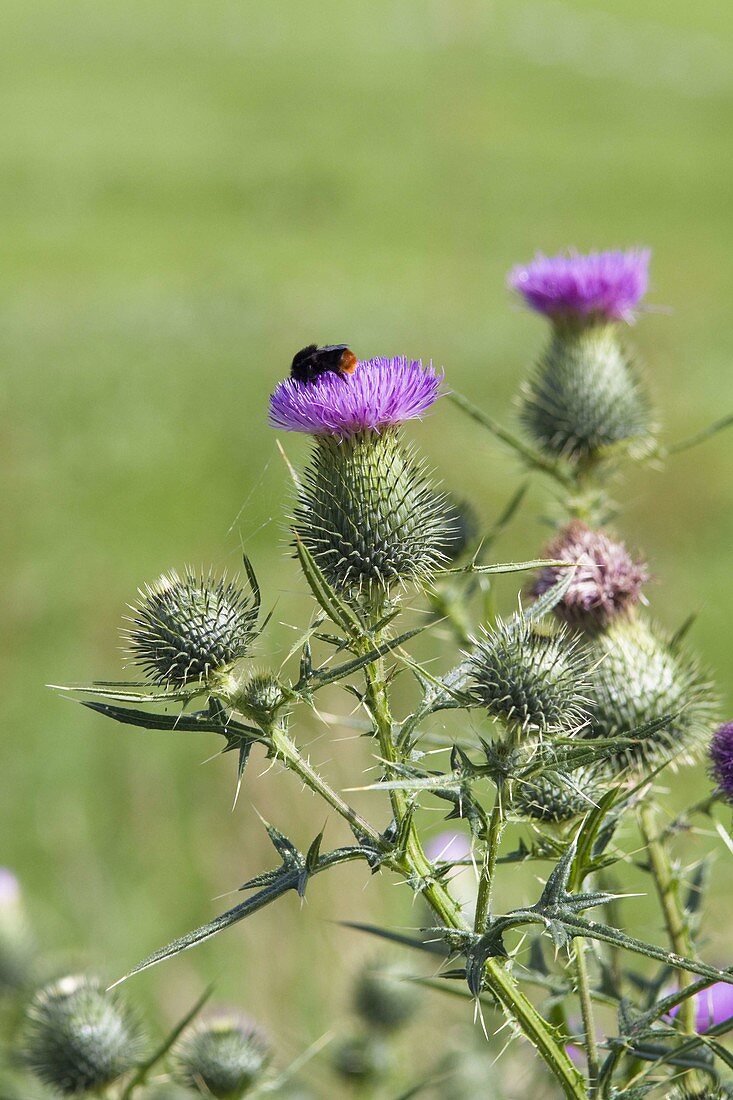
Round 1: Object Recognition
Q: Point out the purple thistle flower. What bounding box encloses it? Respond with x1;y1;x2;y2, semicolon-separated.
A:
508;248;650;323
669;980;733;1032
0;868;20;909
425;831;472;865
710;722;733;802
268;356;442;436
531;521;649;630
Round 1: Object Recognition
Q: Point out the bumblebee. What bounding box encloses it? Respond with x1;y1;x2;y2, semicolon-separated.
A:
290;344;357;385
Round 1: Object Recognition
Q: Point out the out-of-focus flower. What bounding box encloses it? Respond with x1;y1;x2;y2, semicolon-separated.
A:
23;976;141;1095
353;959;420;1034
508;249;650;324
269;357;442;437
531;521;648;631
173;1013;271;1099
669;981;733;1032
425;831;471;865
710;722;733;803
0;868;33;991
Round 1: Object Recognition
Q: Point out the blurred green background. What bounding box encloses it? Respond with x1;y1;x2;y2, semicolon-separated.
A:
2;0;732;1088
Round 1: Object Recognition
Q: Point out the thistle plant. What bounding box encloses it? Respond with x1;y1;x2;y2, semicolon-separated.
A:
51;247;733;1100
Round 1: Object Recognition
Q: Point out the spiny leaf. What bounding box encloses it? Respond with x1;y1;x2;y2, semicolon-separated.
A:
79;700;263;740
340;921;448;957
293;531;366;638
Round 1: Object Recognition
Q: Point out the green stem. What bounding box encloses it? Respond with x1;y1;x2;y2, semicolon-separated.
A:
270;726;384;847
362;649;586;1100
474;785;506;934
638;803;697;1036
573;940;600;1097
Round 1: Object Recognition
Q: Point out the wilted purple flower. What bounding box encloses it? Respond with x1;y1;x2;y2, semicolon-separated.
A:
0;869;20;909
269;357;442;436
508;248;650;323
531;521;649;630
425;831;472;865
669;981;733;1031
710;722;733;802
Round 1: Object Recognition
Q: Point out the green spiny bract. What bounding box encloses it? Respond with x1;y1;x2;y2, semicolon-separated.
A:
294;429;447;605
520;323;653;462
514;768;603;824
218;669;289;728
23;976;140;1095
172;1015;271;1099
467;617;591;735
585;616;717;769
353;959;420;1034
126;569;259;687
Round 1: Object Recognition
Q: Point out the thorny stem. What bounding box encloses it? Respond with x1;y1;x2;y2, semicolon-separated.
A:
361;642;586;1100
573;940;600;1097
473;785;506;935
638;803;697;1037
270;725;384;848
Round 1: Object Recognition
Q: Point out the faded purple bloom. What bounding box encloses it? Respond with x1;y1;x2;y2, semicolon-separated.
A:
531;521;648;630
425;831;471;865
269;357;442;436
669;981;733;1032
508;248;650;323
710;722;733;803
0;869;20;909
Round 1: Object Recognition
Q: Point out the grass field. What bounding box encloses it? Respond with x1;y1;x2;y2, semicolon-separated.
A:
2;0;732;1087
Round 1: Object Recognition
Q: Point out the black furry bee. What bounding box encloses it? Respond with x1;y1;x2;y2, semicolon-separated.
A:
290;344;357;385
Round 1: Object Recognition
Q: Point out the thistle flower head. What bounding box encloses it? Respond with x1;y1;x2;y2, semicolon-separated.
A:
586;617;717;769
531;522;649;630
223;670;288;728
353;959;420;1034
467;618;591;735
269;356;442;437
295;430;447;603
710;722;733;803
173;1013;271;1099
126;569;259;687
23;976;141;1095
514;768;602;825
509;248;650;324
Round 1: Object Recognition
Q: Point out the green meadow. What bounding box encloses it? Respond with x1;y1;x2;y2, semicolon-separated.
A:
2;0;732;1087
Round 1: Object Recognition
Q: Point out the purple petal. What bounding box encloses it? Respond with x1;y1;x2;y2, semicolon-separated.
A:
669;981;733;1031
508;248;650;322
269;357;442;436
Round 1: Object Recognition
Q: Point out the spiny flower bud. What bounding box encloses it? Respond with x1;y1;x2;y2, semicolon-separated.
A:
520;322;652;462
514;769;602;825
468;618;591;735
295;430;448;604
709;722;733;804
353;959;420;1034
23;976;140;1095
585;617;717;769
220;670;288;728
531;522;649;631
670;1086;733;1100
173;1014;271;1099
331;1033;391;1086
126;569;259;687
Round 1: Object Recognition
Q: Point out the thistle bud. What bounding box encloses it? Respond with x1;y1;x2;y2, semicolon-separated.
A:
353;959;419;1034
468;618;591;735
126;569;259;687
220;670;288;728
669;1085;733;1100
270;356;447;607
585;617;717;768
530;522;648;631
173;1014;271;1099
514;769;602;825
331;1033;391;1086
23;976;140;1095
509;249;653;462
